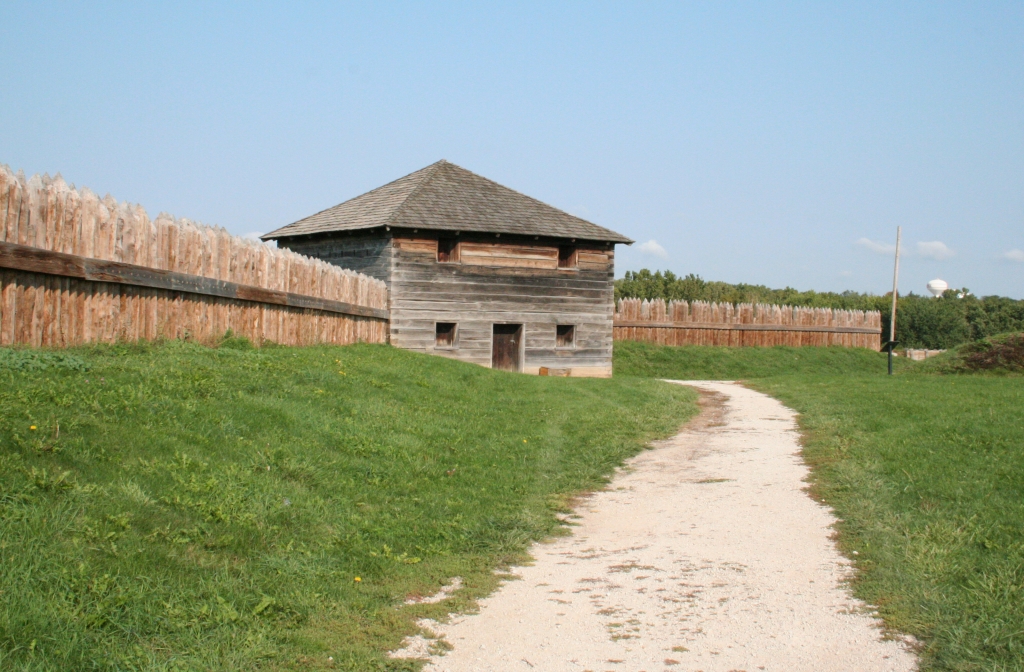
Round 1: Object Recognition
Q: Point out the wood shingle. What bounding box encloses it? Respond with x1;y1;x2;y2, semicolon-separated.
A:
262;160;633;244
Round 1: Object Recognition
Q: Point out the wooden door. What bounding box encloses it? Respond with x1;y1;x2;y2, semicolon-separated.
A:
492;324;523;371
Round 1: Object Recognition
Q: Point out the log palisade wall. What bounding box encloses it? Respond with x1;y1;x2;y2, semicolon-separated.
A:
281;231;617;377
614;298;882;349
0;166;388;348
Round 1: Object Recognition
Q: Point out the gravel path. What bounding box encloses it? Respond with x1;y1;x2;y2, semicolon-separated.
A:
391;381;917;672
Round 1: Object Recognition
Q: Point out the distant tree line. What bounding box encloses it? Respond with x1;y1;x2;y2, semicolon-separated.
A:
615;269;1024;350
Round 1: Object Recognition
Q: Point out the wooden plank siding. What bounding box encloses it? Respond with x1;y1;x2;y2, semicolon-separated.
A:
389;234;614;376
282;233;393;283
280;230;617;377
459;242;558;269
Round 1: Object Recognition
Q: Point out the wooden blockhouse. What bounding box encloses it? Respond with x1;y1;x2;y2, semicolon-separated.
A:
262;161;632;376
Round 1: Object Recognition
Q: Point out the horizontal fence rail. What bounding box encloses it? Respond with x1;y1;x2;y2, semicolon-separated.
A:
0;241;389;320
614;298;882;349
0;165;388;348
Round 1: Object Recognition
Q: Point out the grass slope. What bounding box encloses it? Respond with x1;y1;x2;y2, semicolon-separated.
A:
917;333;1024;375
758;375;1024;669
617;341;1024;671
0;341;697;671
614;339;914;379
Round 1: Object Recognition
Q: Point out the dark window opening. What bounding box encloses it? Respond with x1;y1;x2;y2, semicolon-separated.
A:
436;322;457;348
557;245;577;269
556;324;576;348
437;238;460;263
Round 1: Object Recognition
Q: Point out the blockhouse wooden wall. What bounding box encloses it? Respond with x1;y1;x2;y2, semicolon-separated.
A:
283;233;393;284
390;234;615;376
281;231;617;376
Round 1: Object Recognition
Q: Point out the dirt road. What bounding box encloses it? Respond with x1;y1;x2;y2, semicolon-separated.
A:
391;381;917;672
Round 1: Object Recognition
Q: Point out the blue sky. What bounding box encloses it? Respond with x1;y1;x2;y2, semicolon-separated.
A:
2;2;1022;297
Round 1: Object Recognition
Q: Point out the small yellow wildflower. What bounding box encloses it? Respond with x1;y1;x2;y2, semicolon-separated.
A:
523;439;527;443
30;426;37;431
354;576;362;583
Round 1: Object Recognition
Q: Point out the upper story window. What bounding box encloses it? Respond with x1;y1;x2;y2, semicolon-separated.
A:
437;238;460;263
557;245;578;269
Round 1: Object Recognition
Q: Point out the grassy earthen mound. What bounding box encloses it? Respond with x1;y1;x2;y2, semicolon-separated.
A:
951;333;1024;372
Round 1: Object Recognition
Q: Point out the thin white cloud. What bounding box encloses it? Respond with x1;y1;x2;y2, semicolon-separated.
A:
917;241;954;261
855;237;896;255
1003;249;1024;263
637;239;669;260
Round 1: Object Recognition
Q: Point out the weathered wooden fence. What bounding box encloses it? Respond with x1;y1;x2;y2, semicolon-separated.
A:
614;298;881;349
0;166;388;348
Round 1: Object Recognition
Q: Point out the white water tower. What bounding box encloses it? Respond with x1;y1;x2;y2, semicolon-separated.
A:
927;278;949;298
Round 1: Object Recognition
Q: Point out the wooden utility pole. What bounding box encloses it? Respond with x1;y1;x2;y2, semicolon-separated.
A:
888;226;902;375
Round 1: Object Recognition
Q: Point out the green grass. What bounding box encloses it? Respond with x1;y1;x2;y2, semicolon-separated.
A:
617;340;1024;671
0;340;698;671
757;375;1024;670
613;338;916;379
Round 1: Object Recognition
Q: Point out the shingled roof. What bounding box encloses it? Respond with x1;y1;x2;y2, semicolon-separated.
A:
261;160;633;244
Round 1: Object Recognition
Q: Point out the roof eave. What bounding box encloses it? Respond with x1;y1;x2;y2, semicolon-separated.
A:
264;224;632;245
261;224;387;242
384;225;633;245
